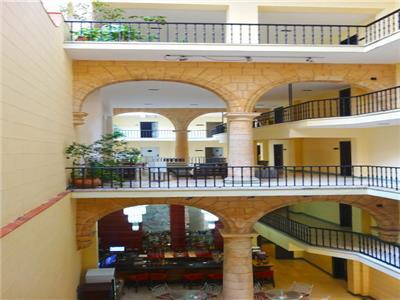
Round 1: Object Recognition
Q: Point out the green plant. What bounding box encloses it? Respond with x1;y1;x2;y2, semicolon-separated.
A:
65;142;95;165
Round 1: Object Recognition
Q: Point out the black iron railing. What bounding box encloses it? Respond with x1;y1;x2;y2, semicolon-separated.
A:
66;165;399;191
260;213;400;269
254;86;400;127
64;9;400;45
210;123;227;135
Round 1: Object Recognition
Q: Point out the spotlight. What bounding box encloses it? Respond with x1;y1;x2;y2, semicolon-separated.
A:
245;56;252;62
306;57;314;63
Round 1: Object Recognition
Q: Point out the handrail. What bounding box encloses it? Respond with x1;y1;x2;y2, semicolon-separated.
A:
210;123;227;135
64;9;400;46
254;86;400;127
260;213;400;269
66;165;399;191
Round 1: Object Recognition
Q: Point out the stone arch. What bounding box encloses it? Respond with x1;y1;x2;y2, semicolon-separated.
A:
73;61;395;120
244;195;399;239
76;194;399;249
76;197;234;250
244;65;395;112
73;64;237;113
113;108;225;131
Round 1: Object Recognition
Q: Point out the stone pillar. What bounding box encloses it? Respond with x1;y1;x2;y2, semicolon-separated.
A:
174;129;189;162
221;230;258;300
226;112;260;169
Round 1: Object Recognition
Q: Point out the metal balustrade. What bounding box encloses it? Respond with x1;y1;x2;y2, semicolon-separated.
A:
210;123;227;135
260;213;400;269
254;86;400;127
65;9;400;45
118;129;209;139
66;165;399;191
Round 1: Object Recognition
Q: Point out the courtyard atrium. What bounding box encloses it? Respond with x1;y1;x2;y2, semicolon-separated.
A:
1;1;400;299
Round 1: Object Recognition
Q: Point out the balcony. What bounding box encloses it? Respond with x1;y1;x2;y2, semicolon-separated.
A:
63;10;400;63
65;10;399;46
66;165;399;200
260;213;400;270
118;129;211;140
254;86;400;128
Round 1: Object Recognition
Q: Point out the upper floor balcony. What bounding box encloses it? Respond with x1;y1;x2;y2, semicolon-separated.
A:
118;129;212;140
63;9;400;63
254;86;400;128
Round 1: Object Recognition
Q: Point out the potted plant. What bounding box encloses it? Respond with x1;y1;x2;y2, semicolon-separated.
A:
65;131;142;188
65;142;102;188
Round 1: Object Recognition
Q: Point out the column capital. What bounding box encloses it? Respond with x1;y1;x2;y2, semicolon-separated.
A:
224;112;260;121
219;229;259;239
73;111;88;126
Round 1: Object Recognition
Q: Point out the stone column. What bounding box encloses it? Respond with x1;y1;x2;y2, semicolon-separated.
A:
221;230;258;300
226;113;260;176
170;205;186;251
174;129;189;162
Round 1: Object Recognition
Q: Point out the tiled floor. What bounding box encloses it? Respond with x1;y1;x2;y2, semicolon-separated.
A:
119;256;360;299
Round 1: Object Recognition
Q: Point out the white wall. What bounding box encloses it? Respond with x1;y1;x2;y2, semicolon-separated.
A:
76;90;106;143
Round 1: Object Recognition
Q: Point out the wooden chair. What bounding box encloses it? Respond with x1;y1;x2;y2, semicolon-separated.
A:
183;272;205;289
126;273;149;293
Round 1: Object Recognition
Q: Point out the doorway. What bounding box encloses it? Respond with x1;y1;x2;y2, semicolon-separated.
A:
339;88;351;117
339;204;352;228
140;121;158;138
339;141;352;176
273;144;284;168
205;147;224;163
332;257;348;280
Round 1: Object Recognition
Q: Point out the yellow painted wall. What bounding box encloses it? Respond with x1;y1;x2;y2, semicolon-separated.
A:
290;202;340;225
1;2;80;298
302;252;333;274
2;1;74;225
1;195;81;299
301;138;347;166
254;125;400;167
348;260;400;299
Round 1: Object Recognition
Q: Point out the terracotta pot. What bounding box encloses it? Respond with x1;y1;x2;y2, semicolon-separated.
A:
72;178;102;188
75;36;88;41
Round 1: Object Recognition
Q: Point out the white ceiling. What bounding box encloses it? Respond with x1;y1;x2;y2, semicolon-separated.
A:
101;80;226;108
99;80;350;110
256;82;350;108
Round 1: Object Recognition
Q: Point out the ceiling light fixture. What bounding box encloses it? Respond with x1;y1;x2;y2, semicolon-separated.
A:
302;89;313;92
144;103;153;106
147;88;160;91
305;57;314;63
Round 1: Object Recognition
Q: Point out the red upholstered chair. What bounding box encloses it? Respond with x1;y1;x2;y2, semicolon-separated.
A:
207;272;223;284
254;270;275;287
126;273;150;292
149;272;168;287
183;273;205;289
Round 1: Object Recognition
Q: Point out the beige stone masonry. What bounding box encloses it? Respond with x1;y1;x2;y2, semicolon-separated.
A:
220;230;259;300
75;194;399;249
73;61;396;119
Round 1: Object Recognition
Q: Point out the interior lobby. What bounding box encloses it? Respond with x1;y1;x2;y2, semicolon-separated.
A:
1;1;400;299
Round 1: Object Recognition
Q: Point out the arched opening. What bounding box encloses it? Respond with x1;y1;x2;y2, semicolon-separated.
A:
113;112;176;161
187;112;227;163
76;80;227;163
251;200;390;299
85;204;225;295
252;81;368;166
